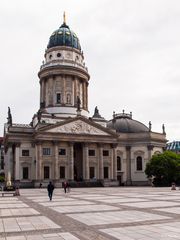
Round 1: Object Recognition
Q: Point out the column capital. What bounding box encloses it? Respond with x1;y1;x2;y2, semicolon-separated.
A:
52;140;59;146
111;143;118;148
97;143;104;148
82;142;89;148
147;145;154;151
68;142;74;147
15;142;21;148
34;140;42;145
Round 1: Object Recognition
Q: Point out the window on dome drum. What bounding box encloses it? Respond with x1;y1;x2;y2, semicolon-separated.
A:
89;149;95;156
66;94;71;104
43;148;51;156
103;150;109;157
136;156;143;171
22;150;29;157
57;53;61;58
49;54;52;59
104;167;109;179
44;166;50;179
59;148;66;156
56;93;61;104
60;166;65;179
90;167;95;179
23;167;28;179
117;156;121;171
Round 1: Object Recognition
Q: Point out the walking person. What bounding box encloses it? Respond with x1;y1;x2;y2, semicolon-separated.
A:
63;181;67;193
47;181;54;201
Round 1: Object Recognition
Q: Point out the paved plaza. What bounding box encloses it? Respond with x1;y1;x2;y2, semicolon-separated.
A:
0;187;180;239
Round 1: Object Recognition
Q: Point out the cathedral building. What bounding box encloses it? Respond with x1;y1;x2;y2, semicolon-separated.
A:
3;16;167;187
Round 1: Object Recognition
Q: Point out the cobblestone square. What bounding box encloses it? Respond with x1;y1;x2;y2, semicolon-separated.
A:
1;187;180;239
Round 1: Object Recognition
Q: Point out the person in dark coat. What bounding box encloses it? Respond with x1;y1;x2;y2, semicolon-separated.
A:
63;181;67;193
47;181;54;201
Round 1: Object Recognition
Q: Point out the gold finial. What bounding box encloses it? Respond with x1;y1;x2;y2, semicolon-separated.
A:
63;11;66;24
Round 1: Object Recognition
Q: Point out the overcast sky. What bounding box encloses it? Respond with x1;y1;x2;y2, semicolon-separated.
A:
0;0;180;142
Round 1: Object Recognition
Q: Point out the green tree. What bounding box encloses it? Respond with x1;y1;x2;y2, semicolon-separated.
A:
145;151;180;186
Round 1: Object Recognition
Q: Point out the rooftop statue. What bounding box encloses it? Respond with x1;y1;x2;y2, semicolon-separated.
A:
93;106;102;118
7;107;12;126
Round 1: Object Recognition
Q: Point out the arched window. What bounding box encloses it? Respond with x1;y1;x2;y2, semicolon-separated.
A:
136;156;143;171
56;93;61;104
117;156;121;171
66;93;71;104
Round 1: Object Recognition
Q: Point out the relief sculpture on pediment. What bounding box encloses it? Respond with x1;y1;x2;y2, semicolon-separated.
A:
51;120;108;135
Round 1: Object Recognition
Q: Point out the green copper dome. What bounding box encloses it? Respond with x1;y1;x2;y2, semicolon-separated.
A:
47;22;81;50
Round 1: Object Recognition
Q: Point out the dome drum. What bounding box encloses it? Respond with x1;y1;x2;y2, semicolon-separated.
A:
38;65;90;81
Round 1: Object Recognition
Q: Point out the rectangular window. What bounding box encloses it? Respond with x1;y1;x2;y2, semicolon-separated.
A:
60;166;65;179
44;166;50;179
88;149;95;156
117;156;121;171
90;167;95;179
59;148;66;155
104;167;109;179
23;167;28;179
22;150;29;156
136;156;143;171
56;93;61;103
103;150;109;156
43;148;51;156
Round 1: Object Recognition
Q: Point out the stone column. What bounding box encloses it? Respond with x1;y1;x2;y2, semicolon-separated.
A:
72;79;74;105
110;147;113;179
126;146;132;185
74;78;77;106
4;144;13;184
54;141;59;180
15;143;20;180
86;82;88;110
36;142;42;180
63;75;66;104
99;144;103;179
112;144;117;180
83;143;89;180
147;145;154;161
69;143;74;180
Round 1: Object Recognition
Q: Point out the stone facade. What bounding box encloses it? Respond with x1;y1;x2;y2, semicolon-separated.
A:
3;17;167;187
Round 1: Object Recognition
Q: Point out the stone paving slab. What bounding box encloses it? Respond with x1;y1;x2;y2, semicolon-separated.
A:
100;221;180;240
0;208;40;217
52;204;120;213
40;200;95;207
67;210;171;226
120;200;180;208
96;197;149;203
0;216;61;233
1;232;79;240
0;203;29;209
154;207;180;215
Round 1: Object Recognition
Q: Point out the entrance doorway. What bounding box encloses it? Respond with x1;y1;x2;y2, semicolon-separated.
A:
73;143;83;181
117;175;122;186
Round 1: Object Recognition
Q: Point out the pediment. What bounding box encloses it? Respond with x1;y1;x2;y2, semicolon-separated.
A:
46;119;110;136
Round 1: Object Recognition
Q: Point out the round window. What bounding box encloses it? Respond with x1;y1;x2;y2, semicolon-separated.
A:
57;53;61;58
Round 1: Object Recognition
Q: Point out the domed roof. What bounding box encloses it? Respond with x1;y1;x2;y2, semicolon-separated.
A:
107;112;149;133
166;141;180;151
47;21;81;50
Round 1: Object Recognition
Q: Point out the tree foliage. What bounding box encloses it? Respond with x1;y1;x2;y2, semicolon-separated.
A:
145;151;180;186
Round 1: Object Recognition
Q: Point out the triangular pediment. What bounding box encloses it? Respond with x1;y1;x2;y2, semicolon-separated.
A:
45;119;111;136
